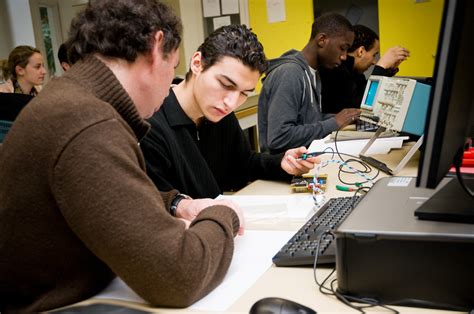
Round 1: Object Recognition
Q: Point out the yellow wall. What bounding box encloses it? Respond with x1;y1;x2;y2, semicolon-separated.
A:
248;0;444;80
249;0;314;90
378;0;444;77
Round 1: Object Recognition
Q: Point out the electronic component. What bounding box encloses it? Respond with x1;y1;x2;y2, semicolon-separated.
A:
290;174;327;193
360;75;431;136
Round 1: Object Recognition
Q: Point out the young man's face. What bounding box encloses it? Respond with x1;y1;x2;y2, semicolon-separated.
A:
354;39;380;73
192;55;260;123
318;31;354;69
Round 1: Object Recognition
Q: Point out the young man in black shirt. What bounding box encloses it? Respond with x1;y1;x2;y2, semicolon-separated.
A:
141;25;319;199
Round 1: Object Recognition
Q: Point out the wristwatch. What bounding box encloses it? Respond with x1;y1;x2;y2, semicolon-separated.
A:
170;193;191;217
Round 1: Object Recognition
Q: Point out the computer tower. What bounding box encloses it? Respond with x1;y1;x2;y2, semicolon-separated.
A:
335;177;474;311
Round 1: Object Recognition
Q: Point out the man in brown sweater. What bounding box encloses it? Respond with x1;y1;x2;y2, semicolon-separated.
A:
0;0;243;313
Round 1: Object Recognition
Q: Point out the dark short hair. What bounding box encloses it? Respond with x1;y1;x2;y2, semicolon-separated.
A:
310;13;353;40
185;24;268;81
57;43;69;64
349;24;379;53
66;0;182;63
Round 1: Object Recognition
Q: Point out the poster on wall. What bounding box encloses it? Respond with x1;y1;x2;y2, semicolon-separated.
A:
203;0;221;17
213;16;232;30
222;0;239;15
266;0;286;23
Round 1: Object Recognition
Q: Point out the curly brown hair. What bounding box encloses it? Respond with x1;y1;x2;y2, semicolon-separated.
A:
66;0;182;63
185;24;267;81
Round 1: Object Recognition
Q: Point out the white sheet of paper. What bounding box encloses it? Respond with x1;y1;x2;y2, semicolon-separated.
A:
222;0;239;14
94;230;295;311
202;0;221;17
266;0;286;23
213;15;231;31
217;194;315;221
309;135;409;156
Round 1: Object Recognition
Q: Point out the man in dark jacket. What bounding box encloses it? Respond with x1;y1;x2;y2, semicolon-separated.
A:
258;13;361;154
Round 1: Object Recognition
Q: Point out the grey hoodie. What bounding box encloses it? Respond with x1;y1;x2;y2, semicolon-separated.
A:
258;49;338;154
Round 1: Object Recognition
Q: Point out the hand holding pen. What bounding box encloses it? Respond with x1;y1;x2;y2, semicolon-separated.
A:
281;147;321;176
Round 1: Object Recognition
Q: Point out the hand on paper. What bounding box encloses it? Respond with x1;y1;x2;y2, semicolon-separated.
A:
176;198;245;235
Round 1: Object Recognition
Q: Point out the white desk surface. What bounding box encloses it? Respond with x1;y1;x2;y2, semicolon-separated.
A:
225;145;458;314
61;143;464;314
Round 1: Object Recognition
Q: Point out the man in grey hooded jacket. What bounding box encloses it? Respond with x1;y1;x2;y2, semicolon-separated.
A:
258;13;361;154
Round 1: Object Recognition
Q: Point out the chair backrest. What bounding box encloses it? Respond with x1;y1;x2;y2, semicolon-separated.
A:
0;92;33;142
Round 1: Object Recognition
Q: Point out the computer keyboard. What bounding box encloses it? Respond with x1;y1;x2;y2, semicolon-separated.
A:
272;195;363;267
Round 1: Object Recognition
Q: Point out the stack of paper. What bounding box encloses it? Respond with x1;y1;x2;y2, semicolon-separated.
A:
309;134;409;156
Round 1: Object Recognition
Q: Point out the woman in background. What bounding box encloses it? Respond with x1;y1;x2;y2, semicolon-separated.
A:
0;45;46;96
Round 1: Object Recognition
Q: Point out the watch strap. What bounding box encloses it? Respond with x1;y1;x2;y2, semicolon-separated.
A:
170;193;191;217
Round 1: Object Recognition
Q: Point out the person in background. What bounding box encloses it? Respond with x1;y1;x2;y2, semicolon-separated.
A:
0;0;244;313
0;45;46;96
320;24;410;113
140;24;319;199
258;13;361;154
57;43;72;72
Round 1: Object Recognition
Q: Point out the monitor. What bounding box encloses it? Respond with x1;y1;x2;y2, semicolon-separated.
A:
415;0;474;223
361;78;379;110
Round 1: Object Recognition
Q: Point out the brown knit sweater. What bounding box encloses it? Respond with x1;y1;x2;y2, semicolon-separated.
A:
0;56;239;313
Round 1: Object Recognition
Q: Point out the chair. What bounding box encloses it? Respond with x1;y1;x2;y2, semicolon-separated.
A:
0;93;33;143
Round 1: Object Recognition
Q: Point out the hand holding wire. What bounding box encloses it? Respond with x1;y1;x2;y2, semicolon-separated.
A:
281;146;320;176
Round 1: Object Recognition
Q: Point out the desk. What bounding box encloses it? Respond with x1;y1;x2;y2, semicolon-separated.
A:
235;94;259;152
57;143;463;314
225;145;459;314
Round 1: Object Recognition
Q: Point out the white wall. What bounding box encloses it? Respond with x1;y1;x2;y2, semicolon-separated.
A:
6;0;35;47
0;1;12;59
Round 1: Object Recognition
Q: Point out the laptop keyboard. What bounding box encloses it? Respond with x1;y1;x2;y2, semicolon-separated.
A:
272;195;363;266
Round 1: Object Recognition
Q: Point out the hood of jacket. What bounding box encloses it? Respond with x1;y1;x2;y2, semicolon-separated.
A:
266;49;309;76
264;49;320;107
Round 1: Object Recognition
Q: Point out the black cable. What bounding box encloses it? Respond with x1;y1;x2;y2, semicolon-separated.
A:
331;282;400;314
334;128;359;162
311;191;401;314
322;147;335;160
453;147;474;198
337;161;380;187
333;128;381;186
456;165;474;197
312;231;336;295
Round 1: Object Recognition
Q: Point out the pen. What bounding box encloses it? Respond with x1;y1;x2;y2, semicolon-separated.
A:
336;185;356;192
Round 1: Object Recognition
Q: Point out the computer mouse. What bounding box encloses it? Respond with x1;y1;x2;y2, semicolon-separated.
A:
249;297;316;314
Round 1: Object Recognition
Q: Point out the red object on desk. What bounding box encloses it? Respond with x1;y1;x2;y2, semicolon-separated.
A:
461;148;474;167
449;147;474;174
